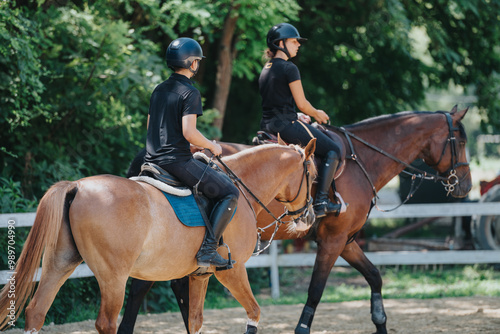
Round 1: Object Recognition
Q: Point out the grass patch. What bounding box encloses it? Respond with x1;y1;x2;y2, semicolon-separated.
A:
205;264;500;308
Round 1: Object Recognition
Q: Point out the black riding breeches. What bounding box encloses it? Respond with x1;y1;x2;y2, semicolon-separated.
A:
265;120;341;159
161;158;239;201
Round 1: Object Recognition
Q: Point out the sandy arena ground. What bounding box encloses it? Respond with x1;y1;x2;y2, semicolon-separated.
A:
6;296;500;333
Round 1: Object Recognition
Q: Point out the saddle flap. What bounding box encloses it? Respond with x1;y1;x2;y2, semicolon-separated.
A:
311;123;347;180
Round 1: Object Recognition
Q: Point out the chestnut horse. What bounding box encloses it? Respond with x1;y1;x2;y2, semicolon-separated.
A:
0;141;317;334
119;107;472;334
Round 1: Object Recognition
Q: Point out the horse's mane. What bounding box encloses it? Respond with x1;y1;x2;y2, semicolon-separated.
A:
223;143;317;174
336;110;467;139
224;143;301;162
343;111;433;129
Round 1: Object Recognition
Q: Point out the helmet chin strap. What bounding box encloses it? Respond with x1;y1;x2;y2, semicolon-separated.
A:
275;40;291;60
188;59;200;76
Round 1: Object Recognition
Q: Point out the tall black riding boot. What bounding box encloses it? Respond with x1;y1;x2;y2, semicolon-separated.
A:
314;150;342;218
196;194;238;267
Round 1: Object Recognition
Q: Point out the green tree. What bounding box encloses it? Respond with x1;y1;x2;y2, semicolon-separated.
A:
223;0;500;142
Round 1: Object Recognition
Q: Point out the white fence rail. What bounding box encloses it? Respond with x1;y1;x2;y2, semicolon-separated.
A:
2;203;500;298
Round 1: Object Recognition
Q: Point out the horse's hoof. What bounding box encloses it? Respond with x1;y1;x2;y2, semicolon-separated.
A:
295;325;310;334
373;322;387;334
245;324;258;334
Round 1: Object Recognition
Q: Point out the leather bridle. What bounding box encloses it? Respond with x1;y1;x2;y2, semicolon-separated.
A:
427;112;469;195
339;112;469;211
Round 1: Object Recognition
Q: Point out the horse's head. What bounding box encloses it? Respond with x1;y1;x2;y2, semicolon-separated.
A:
423;106;472;198
275;137;318;232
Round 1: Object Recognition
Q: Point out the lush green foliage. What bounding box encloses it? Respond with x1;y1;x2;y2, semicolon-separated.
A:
224;0;500;142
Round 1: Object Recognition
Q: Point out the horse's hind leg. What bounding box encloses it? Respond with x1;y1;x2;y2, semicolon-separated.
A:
95;276;128;334
215;266;260;334
341;241;387;334
24;221;83;331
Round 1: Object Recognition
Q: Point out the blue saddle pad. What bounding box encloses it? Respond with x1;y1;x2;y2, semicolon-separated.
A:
162;192;206;227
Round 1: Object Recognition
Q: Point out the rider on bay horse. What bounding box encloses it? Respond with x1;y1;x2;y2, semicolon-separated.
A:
259;23;346;217
145;37;239;268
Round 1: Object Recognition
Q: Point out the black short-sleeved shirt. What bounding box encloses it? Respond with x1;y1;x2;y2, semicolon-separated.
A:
145;73;203;165
258;58;301;127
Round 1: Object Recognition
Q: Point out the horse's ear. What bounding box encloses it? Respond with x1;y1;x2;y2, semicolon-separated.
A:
304;138;316;160
277;133;287;146
453;106;469;121
450;105;458;113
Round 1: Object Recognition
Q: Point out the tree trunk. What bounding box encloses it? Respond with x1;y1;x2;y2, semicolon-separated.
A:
212;6;239;137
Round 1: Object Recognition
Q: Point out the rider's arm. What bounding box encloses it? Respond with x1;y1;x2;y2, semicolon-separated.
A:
182;114;222;155
289;80;329;124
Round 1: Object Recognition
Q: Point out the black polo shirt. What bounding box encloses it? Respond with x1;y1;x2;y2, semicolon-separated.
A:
259;58;301;126
145;73;203;166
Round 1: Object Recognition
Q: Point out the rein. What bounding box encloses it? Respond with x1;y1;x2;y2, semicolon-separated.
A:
214;154;313;255
338;112;466;212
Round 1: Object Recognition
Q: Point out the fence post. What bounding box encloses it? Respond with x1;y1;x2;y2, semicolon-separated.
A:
270;240;280;299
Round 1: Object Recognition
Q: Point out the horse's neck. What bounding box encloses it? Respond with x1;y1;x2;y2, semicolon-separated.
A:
348;114;436;191
224;146;299;213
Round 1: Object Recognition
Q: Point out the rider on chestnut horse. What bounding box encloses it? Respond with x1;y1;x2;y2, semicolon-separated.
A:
145;37;238;268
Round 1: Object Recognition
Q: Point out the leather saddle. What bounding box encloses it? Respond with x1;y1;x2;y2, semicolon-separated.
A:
139;162;185;187
139;153;214;188
252;123;347;180
138;157;216;215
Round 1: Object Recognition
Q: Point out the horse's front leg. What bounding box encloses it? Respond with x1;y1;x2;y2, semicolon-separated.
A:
341;241;387;334
171;277;191;331
295;234;347;334
118;277;191;333
215;265;259;334
118;278;155;334
188;274;212;334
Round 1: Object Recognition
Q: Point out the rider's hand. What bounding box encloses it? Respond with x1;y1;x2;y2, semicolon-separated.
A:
298;113;311;124
210;141;222;156
314;109;330;124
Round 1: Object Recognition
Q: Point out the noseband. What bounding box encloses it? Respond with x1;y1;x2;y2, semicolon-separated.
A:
339;112;469;211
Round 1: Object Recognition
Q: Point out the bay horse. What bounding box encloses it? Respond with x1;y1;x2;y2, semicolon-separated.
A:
119;107;472;334
0;140;317;334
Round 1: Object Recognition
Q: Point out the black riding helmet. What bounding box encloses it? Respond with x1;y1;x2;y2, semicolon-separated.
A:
267;23;307;59
166;37;205;73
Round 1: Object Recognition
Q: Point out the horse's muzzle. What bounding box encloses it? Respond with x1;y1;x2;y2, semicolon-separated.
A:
293;208;315;232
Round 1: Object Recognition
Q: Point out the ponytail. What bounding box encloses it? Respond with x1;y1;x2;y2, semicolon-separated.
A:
263;48;276;61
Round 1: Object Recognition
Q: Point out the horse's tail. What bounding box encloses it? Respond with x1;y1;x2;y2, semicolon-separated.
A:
0;181;77;329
